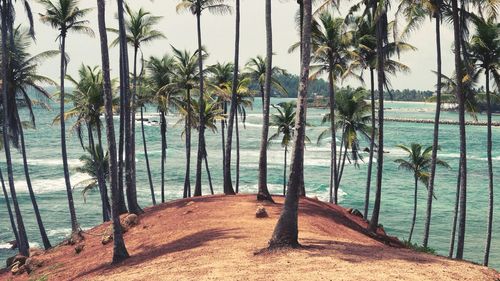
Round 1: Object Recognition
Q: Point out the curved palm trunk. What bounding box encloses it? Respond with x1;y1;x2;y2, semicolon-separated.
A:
141;106;156;205
16;108;52;248
88;125;110;222
423;16;442;248
96;122;111;217
1;0;29;256
99;0;129;263
184;90;192;198
449;158;461;258
408;175;418;243
59;32;80;234
160;110;167;203
328;67;338;204
0;167;19;244
268;0;311;248
257;0;274;202
194;1;207;197
235;106;240;193
368;2;385;233
364;68;376;218
223;0;240;195
203;149;214;195
451;0;467;260
483;70;493;266
337;143;348;188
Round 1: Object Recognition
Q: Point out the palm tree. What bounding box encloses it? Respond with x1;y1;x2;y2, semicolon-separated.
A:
268;0;312;248
176;0;232;197
451;0;467;260
306;12;352;204
467;14;500;266
269;102;296;196
164;47;200;198
74;145;109;203
318;87;372;188
395;143;449;243
96;0;129;263
396;0;445;249
39;0;94;235
2;25;56;250
0;166;19;245
224;0;240;195
62;64;113;222
1;0;29;257
147;54;177;203
109;4;165;206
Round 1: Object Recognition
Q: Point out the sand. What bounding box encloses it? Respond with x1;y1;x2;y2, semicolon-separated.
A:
1;194;498;281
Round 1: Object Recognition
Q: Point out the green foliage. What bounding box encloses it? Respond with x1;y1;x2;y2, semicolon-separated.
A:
404;240;437;254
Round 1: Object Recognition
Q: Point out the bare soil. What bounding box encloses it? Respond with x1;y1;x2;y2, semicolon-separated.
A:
1;194;498;281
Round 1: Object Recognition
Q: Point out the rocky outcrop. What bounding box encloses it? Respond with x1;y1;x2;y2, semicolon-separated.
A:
256;206;268;218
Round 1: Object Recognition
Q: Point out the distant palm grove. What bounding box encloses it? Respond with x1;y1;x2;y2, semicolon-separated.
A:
0;0;498;268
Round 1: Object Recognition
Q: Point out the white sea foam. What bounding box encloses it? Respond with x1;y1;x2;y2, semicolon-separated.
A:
47;228;72;238
11;158;82;167
14;173;91;194
0;243;12;249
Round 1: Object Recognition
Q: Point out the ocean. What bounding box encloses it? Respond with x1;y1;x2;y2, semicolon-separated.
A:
0;98;499;270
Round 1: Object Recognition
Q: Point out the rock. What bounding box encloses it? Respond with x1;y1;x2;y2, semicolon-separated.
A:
101;235;113;245
7;254;27;267
25;257;43;274
185;201;195;206
10;262;26;275
182;210;193;215
255;206;268;218
348;208;363;218
74;244;85;254
124;214;139;227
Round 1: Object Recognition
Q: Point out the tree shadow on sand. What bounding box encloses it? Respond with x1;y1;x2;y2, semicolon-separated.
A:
75;228;243;279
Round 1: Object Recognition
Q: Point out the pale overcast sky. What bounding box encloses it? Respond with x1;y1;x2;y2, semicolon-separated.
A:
15;0;458;91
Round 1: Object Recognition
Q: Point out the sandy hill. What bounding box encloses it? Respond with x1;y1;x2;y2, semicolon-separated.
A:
1;194;499;281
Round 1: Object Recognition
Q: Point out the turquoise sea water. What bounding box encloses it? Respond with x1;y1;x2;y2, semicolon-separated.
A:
0;98;499;270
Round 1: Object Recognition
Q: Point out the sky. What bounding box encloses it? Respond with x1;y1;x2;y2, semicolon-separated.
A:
15;0;459;92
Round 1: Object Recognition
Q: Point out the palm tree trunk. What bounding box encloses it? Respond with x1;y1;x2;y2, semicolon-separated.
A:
88;125;110;222
408;175;418;243
117;52;128;214
328;66;338;204
99;0;129;263
297;0;306;198
268;0;311;248
1;0;29;256
160;110;167;203
141;106;156;205
337;143;348;188
368;1;385;233
184;90;192;198
483;69;493;266
0;167;19;244
451;0;467;260
364;67;376;218
203;149;214;195
16;107;52;248
96;122;111;218
223;0;240;195
59;32;80;234
258;0;274;202
194;0;206;197
283;145;287;196
449;158;461;258
236;106;240;193
423;15;442;248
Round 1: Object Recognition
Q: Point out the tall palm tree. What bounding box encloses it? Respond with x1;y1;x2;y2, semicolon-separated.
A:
224;0;240;195
176;0;232;197
467;14;500;266
268;0;312;248
450;0;467;260
395;143;449;243
39;0;93;236
63;64;113;222
164;47;200;198
269;102;296;196
109;4;165;206
147;54;177;203
74;145;108;203
2;25;56;250
396;0;445;249
96;0;129;263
